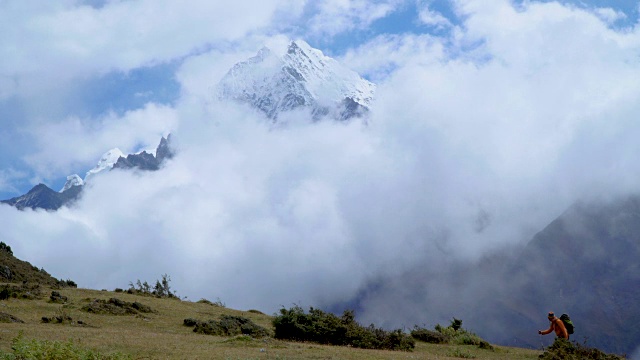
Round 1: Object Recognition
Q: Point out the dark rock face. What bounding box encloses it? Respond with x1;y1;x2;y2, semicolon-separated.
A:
0;184;77;211
112;151;159;171
113;134;174;171
155;134;174;164
338;97;369;121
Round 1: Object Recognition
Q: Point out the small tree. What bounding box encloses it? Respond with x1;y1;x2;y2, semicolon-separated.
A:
451;318;462;331
0;242;13;256
153;274;174;297
129;274;176;298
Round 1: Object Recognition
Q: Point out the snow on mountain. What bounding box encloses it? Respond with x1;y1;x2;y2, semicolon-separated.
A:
60;174;84;193
217;40;376;120
84;148;124;182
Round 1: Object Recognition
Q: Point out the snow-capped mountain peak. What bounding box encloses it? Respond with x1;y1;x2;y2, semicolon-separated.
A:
84;148;124;181
60;174;84;193
217;40;375;120
284;40;374;106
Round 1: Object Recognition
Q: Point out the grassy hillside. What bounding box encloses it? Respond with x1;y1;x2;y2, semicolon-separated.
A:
0;242;73;287
0;284;543;359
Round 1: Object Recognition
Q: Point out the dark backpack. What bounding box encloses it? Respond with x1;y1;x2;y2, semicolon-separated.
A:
560;313;574;335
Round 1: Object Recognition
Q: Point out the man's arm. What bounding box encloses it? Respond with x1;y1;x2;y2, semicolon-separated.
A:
539;323;553;335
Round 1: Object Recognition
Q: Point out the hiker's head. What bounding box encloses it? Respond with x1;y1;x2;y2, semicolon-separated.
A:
547;312;555;319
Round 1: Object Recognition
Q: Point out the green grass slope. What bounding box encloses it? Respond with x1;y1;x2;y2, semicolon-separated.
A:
0;285;542;359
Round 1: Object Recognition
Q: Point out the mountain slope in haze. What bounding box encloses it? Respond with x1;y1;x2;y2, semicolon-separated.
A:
1;135;174;211
337;196;640;356
477;196;640;355
217;40;375;121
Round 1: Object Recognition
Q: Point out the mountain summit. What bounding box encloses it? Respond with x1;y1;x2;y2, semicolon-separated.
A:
217;40;375;121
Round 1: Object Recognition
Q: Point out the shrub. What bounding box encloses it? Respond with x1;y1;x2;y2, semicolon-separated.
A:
478;340;494;351
0;289;10;301
0;242;13;256
413;321;492;350
82;298;155;316
0;313;24;324
197;298;225;307
41;310;73;324
56;279;77;288
272;306;415;351
0;283;43;300
411;326;450;343
49;291;68;304
183;318;201;327
186;315;270;338
434;320;486;346
539;338;624;360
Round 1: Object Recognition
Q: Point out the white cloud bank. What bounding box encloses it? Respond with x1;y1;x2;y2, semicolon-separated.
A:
1;1;640;335
0;0;302;98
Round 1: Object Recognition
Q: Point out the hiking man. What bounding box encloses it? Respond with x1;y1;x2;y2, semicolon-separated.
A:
538;311;569;339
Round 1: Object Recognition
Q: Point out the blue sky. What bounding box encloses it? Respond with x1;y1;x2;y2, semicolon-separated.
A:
2;1;640;338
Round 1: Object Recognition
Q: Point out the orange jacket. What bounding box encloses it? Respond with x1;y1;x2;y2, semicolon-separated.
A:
540;317;569;339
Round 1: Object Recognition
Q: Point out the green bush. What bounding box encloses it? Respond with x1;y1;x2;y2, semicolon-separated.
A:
539;338;624;360
0;284;43;300
81;298;154;316
435;321;485;346
272;306;415;351
186;315;270;338
413;321;493;351
410;326;450;343
0;332;132;359
197;298;225;307
0;242;13;256
56;279;77;288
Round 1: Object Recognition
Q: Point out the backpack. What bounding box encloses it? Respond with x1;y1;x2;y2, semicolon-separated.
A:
560;313;574;335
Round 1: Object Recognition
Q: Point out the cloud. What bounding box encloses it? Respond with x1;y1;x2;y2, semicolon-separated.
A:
0;0;298;99
21;103;177;180
306;0;406;37
594;7;627;24
417;0;453;28
339;33;447;82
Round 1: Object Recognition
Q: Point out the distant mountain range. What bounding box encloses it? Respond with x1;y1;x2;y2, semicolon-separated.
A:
1;135;173;211
2;40;375;211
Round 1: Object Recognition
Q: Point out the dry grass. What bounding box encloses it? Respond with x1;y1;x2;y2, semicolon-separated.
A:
0;285;541;359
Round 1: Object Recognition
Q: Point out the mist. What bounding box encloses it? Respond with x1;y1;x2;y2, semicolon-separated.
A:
1;2;640;349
